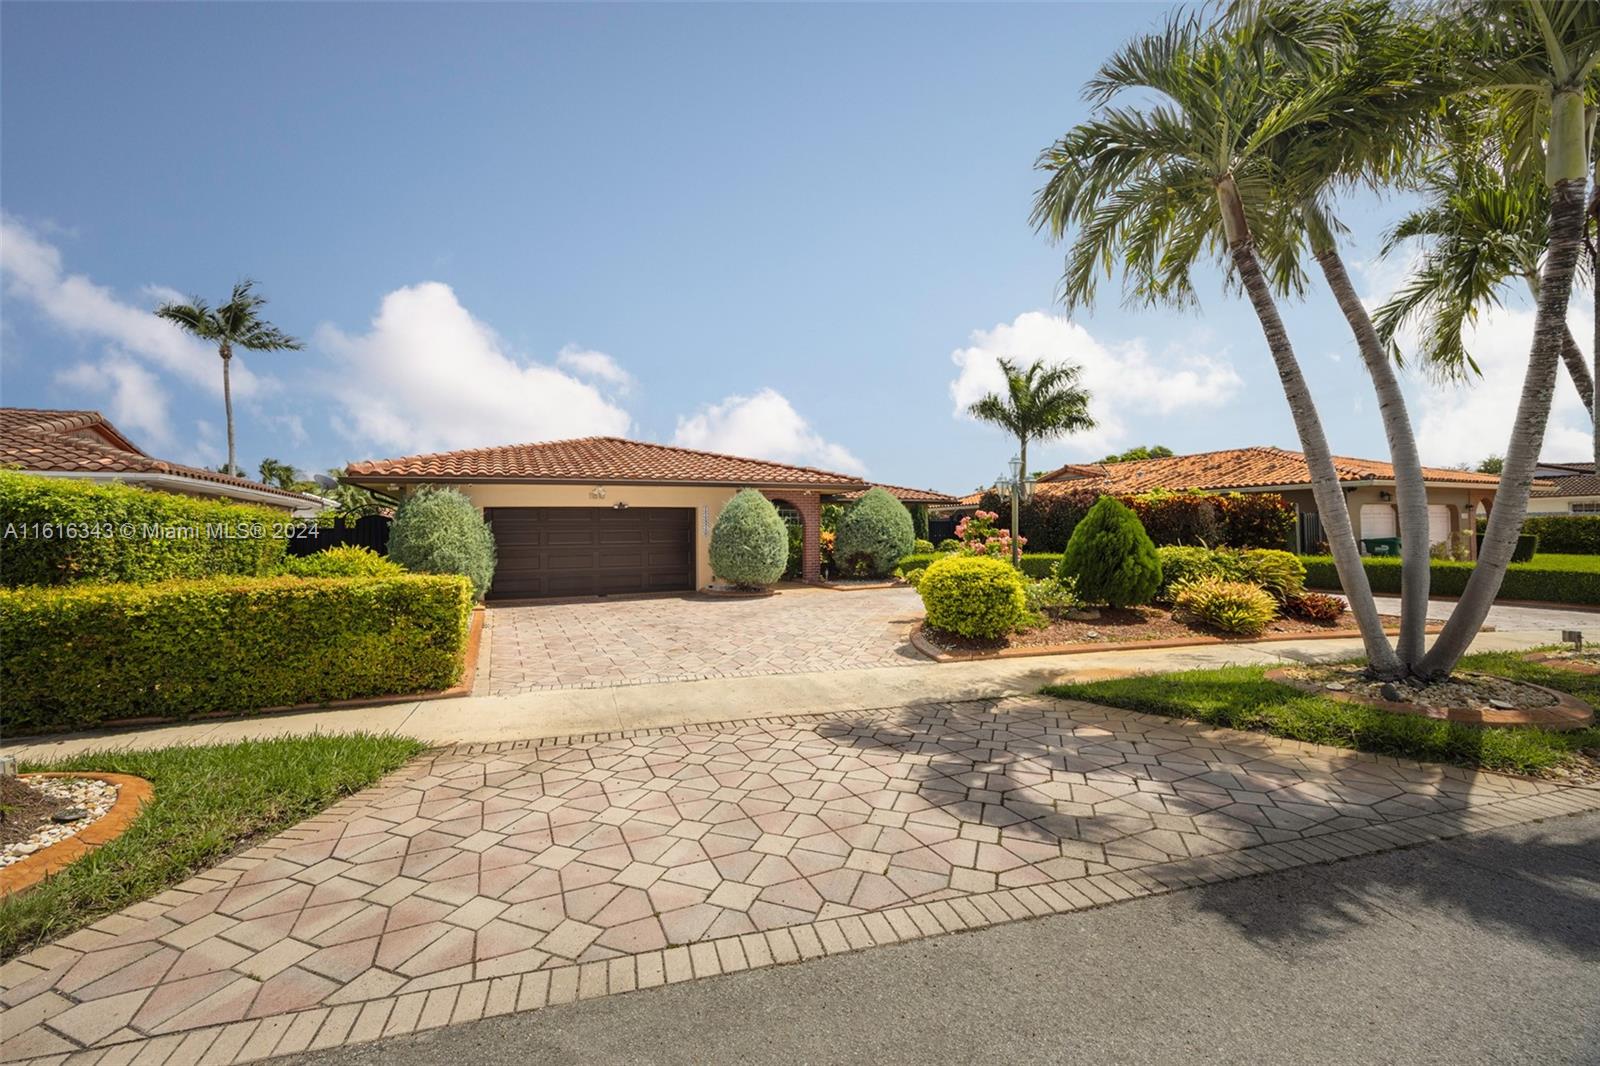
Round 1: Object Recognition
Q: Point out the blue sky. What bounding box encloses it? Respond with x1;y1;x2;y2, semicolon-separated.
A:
2;2;1593;493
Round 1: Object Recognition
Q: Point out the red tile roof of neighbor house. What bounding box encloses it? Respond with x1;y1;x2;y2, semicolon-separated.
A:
0;407;326;506
1033;446;1506;494
345;436;872;488
836;482;959;504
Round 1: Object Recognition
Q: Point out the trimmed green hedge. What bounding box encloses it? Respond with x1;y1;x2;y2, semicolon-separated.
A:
899;552;1062;579
1;574;473;734
1515;514;1600;554
1300;555;1600;606
0;471;291;587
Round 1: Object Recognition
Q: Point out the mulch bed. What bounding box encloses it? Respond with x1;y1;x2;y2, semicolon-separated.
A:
0;777;60;848
920;605;1395;655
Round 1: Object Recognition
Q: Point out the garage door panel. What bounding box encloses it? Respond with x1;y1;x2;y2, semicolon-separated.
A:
486;506;694;599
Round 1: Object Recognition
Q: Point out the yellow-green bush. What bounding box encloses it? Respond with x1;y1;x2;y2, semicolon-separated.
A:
0;470;292;587
281;546;404;578
918;555;1026;639
1;574;472;734
1172;577;1278;636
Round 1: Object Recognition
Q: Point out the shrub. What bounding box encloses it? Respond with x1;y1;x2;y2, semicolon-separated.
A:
900;566;924;590
974;487;1295;551
707;489;788;589
1233;549;1306;601
1059;497;1162;607
835;487;916;578
1155;545;1231;599
912;504;930;543
1515;514;1600;554
1216;492;1296;549
281;546;404;578
387;487;497;601
936;538;962;552
1024;575;1083;618
1474;532;1540;563
913;538;935;554
918;555;1027;638
1;574;473;734
1126;491;1222;546
1285;591;1347;622
1299;555;1600;606
0;470;291;587
1172;577;1278;636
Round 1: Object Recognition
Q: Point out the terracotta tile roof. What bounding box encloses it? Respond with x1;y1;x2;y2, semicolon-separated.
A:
1034;446;1505;494
835;482;958;504
345;436;871;488
0;407;327;507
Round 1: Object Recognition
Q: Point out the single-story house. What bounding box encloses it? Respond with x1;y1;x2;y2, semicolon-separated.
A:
0;407;330;516
951;446;1506;556
345;436;953;598
1528;460;1600;514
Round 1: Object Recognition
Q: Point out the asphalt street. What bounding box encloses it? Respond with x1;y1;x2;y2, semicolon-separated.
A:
278;810;1600;1066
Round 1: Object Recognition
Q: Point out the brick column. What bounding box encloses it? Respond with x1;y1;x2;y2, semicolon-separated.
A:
764;489;822;583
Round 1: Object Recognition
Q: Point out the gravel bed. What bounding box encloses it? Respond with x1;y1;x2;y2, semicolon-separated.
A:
0;777;118;868
1281;664;1562;711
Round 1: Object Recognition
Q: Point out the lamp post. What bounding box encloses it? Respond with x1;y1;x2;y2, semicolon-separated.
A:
1007;455;1023;567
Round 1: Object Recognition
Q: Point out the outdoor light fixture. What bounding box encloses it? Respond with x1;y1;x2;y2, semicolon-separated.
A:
612;501;630;510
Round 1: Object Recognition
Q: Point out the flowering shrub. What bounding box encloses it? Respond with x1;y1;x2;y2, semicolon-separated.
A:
819;529;837;574
954;510;1027;558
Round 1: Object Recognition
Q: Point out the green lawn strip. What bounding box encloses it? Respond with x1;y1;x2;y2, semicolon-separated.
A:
2;733;425;961
1043;657;1600;778
1523;553;1600;572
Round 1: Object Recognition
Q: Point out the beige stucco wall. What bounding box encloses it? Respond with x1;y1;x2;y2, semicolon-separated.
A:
1280;484;1486;554
1528;495;1600;514
435;482;829;588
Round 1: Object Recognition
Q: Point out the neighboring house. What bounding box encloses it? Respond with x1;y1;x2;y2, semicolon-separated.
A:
346;436;897;597
954;446;1506;556
1528;461;1600;514
0;408;330;516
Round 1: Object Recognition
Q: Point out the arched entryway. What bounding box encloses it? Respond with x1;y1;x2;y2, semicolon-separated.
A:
761;490;821;583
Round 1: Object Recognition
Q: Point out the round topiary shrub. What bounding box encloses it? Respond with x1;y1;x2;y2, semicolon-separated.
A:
1058;496;1162;607
387;487;497;602
918;554;1026;638
710;489;789;589
835;487;916;578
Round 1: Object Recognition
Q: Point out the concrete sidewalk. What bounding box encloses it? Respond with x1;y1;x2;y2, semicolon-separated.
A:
3;627;1577;762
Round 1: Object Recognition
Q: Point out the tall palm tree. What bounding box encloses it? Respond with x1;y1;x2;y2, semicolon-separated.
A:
1414;0;1600;676
1032;15;1405;675
155;280;302;476
967;357;1096;564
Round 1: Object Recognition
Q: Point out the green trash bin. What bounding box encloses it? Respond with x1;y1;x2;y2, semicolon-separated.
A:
1361;537;1401;557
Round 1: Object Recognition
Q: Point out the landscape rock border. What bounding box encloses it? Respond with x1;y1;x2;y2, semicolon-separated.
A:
0;772;154;897
1264;667;1595;731
912;622;1446;664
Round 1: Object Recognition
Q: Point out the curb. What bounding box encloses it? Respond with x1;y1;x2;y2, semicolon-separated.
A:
0;773;154;897
909;622;1449;664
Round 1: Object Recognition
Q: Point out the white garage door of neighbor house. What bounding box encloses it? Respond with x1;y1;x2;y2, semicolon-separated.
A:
1428;504;1452;546
1359;504;1396;538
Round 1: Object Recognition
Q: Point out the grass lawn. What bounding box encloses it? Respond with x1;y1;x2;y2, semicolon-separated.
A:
1523;553;1600;572
1;733;425;961
1043;651;1600;778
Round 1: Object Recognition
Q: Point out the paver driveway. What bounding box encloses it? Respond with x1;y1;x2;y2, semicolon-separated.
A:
5;696;1595;1065
476;586;926;694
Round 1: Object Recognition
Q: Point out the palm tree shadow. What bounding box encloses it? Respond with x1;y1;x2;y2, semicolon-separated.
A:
812;699;1600;959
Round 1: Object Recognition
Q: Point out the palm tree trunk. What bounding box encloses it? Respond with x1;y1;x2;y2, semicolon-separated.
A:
1218;181;1400;675
221;344;236;476
1524;275;1593;418
1419;175;1589;676
1316;245;1431;670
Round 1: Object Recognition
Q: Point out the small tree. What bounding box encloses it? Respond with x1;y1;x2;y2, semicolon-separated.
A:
1058;496;1161;607
387;487;496;601
835;487;916;578
710;490;788;589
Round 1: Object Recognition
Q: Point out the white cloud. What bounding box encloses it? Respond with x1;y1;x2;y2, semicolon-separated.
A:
0;215;262;397
673;388;866;475
948;311;1243;457
556;345;634;393
316;282;632;454
56;358;171;446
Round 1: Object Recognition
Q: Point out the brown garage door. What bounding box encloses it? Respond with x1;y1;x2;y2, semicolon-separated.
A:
485;507;695;600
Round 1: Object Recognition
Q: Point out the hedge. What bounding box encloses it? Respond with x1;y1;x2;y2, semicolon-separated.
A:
1512;515;1600;554
1;574;473;734
0;471;291;587
972;488;1294;552
1300;555;1600;606
899;552;1061;579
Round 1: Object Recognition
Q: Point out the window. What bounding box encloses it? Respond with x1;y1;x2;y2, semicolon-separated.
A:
1571;502;1600;514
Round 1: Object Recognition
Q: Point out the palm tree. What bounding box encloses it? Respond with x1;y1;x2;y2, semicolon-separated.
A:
1413;0;1600;676
155;280;302;476
1032;15;1405;675
967;357;1095;564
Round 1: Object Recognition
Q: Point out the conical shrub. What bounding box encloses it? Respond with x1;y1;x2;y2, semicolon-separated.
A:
1058;496;1162;607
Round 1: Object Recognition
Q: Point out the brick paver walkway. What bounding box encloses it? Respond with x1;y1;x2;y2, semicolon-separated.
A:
476;587;926;694
4;697;1596;1065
